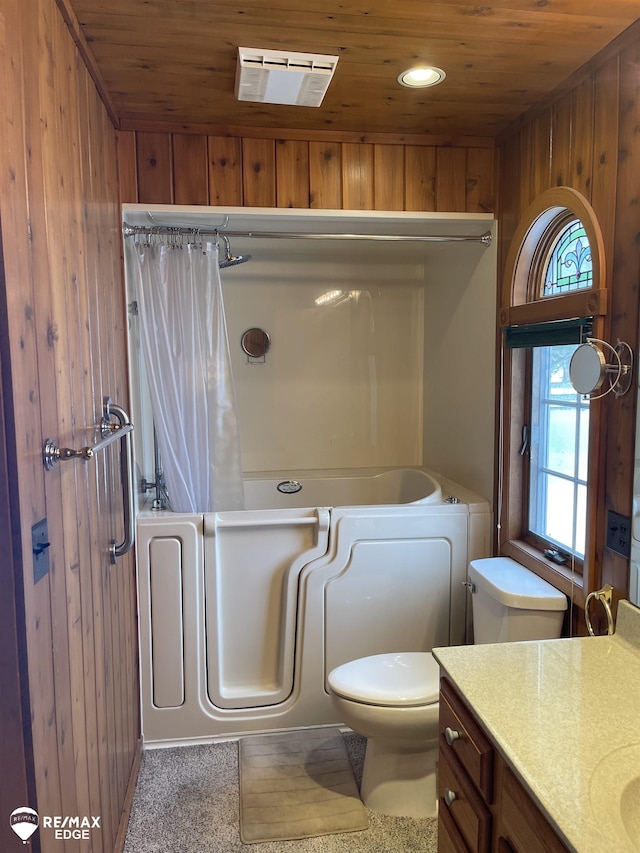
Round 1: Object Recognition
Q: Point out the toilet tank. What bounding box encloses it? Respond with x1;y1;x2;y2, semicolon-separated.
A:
469;557;567;644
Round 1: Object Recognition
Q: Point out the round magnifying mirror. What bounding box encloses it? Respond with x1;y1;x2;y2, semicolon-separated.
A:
569;342;606;395
241;327;270;358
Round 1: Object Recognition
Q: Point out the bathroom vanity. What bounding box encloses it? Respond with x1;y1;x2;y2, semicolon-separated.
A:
437;678;568;852
433;600;640;853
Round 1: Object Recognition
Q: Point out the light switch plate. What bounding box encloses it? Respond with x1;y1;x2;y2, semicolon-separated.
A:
32;517;50;584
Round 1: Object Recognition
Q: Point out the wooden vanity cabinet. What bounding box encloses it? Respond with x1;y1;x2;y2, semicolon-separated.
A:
438;678;570;853
497;764;571;853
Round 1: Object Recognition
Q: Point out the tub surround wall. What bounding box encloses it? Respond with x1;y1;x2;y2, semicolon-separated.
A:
125;206;497;504
223;254;425;472
422;240;497;501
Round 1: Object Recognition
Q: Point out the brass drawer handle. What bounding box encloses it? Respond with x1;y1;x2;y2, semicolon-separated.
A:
445;726;461;746
444;787;457;807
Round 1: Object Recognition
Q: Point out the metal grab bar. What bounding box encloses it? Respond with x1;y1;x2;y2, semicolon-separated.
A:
104;399;135;563
42;397;136;564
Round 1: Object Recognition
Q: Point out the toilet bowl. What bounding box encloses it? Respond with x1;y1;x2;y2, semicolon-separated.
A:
327;652;441;818
327;557;568;818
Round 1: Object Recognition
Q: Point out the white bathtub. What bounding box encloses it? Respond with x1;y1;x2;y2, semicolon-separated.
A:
242;466;443;510
136;467;490;745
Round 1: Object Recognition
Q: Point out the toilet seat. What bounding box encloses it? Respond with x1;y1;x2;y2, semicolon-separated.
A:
327;652;440;707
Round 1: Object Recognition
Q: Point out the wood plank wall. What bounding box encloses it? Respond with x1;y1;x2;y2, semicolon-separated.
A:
0;0;139;850
118;130;496;213
0;220;34;853
496;30;640;603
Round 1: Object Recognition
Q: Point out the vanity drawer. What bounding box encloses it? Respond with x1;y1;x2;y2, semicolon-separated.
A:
439;745;491;853
440;678;494;802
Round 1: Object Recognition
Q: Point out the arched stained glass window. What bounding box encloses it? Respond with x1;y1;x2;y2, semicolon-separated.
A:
525;217;592;559
501;186;607;597
541;219;592;297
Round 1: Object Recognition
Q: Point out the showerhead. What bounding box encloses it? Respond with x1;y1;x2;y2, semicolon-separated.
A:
219;234;251;269
219;254;251;268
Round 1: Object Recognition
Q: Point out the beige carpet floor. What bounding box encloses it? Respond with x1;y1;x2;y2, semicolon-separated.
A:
239;728;369;843
123;731;438;852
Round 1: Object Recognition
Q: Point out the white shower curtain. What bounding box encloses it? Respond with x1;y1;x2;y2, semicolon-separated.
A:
133;239;244;512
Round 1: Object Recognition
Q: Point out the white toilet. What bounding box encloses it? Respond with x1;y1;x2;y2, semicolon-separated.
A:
327;556;568;818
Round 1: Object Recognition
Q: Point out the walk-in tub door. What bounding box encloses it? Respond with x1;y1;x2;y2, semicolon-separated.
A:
204;508;330;709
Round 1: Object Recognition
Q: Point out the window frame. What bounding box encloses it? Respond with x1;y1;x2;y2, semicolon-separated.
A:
498;188;607;605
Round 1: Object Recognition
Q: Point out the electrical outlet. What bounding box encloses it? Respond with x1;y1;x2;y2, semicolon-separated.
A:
606;510;631;558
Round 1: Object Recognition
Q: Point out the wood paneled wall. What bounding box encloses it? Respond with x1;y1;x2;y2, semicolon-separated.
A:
0;221;34;852
497;32;640;602
0;0;139;850
118;129;496;213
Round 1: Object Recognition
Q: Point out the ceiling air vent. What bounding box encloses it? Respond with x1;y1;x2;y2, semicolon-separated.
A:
235;47;339;108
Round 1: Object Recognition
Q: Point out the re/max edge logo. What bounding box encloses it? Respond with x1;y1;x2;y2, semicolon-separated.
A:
10;808;101;843
42;815;102;839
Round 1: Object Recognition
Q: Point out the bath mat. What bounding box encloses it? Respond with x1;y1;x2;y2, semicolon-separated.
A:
238;727;369;843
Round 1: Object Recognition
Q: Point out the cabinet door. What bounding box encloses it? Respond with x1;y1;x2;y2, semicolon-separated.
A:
439;746;492;853
499;765;570;853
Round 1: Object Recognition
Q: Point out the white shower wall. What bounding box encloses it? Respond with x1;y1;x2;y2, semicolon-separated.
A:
422;239;498;501
123;207;497;506
222;256;425;472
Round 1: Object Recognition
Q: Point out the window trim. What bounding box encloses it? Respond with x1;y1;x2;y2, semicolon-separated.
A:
498;187;607;606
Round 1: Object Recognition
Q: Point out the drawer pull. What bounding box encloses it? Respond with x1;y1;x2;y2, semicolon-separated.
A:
444;787;458;807
445;726;461;746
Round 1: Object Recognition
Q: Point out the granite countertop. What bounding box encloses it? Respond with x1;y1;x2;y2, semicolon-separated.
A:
433;600;640;853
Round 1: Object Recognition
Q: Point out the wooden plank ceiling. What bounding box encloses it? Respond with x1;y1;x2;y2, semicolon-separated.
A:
68;0;640;138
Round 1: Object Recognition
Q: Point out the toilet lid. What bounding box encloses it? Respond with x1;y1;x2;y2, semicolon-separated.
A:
328;652;440;707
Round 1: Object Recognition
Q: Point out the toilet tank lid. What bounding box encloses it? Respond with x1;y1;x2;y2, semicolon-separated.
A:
469;557;568;611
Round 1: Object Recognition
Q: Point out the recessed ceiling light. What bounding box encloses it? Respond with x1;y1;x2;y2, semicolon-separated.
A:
397;66;446;88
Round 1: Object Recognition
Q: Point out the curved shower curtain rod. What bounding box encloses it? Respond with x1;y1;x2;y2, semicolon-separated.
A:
122;222;492;246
